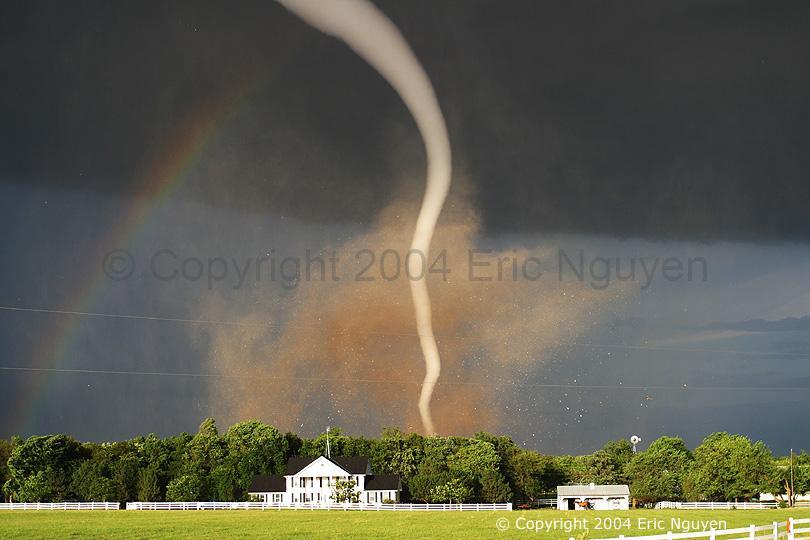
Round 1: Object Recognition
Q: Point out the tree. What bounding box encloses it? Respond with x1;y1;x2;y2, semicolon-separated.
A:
137;466;161;502
180;418;227;499
371;428;424;482
223;420;289;499
210;463;239;501
133;432;189;500
505;449;561;501
66;441;140;502
284;432;303;457
554;455;589;484
331;479;360;503
626;436;692;504
479;469;512;503
430;478;472;503
797;452;810;498
447;440;500;481
405;436;458;502
71;458;117;501
684;432;776;501
166;474;203;501
108;451;140;502
772;451;810;505
0;439;12;502
6;435;86;502
579;440;634;485
408;469;452;503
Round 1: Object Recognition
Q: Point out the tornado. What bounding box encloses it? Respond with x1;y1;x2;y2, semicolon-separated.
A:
278;0;451;434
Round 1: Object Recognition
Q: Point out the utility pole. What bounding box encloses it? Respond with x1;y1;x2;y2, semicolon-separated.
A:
790;448;795;508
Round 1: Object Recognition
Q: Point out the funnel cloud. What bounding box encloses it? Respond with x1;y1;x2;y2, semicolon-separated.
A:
278;0;452;434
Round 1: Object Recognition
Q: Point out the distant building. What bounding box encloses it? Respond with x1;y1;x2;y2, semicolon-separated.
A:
557;484;630;510
248;455;401;505
759;492;810;502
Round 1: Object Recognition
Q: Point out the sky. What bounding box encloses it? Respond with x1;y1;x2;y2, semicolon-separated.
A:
1;0;809;454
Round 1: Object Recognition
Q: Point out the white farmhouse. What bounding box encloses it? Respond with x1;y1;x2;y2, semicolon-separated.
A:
557;484;630;510
249;455;401;505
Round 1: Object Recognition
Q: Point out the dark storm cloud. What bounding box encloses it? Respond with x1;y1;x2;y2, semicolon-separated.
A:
2;0;810;240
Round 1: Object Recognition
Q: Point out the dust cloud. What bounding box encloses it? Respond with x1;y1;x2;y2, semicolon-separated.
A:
201;186;624;436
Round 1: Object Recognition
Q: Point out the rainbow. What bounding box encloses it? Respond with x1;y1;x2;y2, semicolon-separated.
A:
13;84;255;435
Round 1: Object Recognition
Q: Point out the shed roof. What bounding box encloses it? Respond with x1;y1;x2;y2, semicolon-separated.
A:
557;484;630;497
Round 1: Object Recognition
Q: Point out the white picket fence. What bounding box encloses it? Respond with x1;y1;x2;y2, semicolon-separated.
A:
601;517;810;540
0;502;119;510
656;502;779;510
125;501;512;511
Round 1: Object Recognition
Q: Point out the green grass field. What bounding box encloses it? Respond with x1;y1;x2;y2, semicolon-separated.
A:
1;508;809;539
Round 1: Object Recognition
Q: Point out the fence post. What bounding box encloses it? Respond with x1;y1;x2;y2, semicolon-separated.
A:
773;522;778;540
750;524;755;540
668;531;674;540
710;529;716;540
788;518;795;540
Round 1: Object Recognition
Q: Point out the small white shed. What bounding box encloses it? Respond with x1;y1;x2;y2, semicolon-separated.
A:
557;484;630;510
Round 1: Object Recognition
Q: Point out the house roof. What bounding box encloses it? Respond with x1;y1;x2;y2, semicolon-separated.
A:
284;455;370;476
248;474;286;493
332;456;370;475
363;474;401;491
557;484;630;497
285;456;319;475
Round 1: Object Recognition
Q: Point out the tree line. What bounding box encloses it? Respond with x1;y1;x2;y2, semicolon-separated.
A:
0;419;807;504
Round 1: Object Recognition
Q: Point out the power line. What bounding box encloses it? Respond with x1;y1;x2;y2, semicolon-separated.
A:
2;304;809;358
0;305;255;328
0;365;808;393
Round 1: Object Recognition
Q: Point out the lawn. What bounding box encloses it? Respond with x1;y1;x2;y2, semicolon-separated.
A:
1;508;808;539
